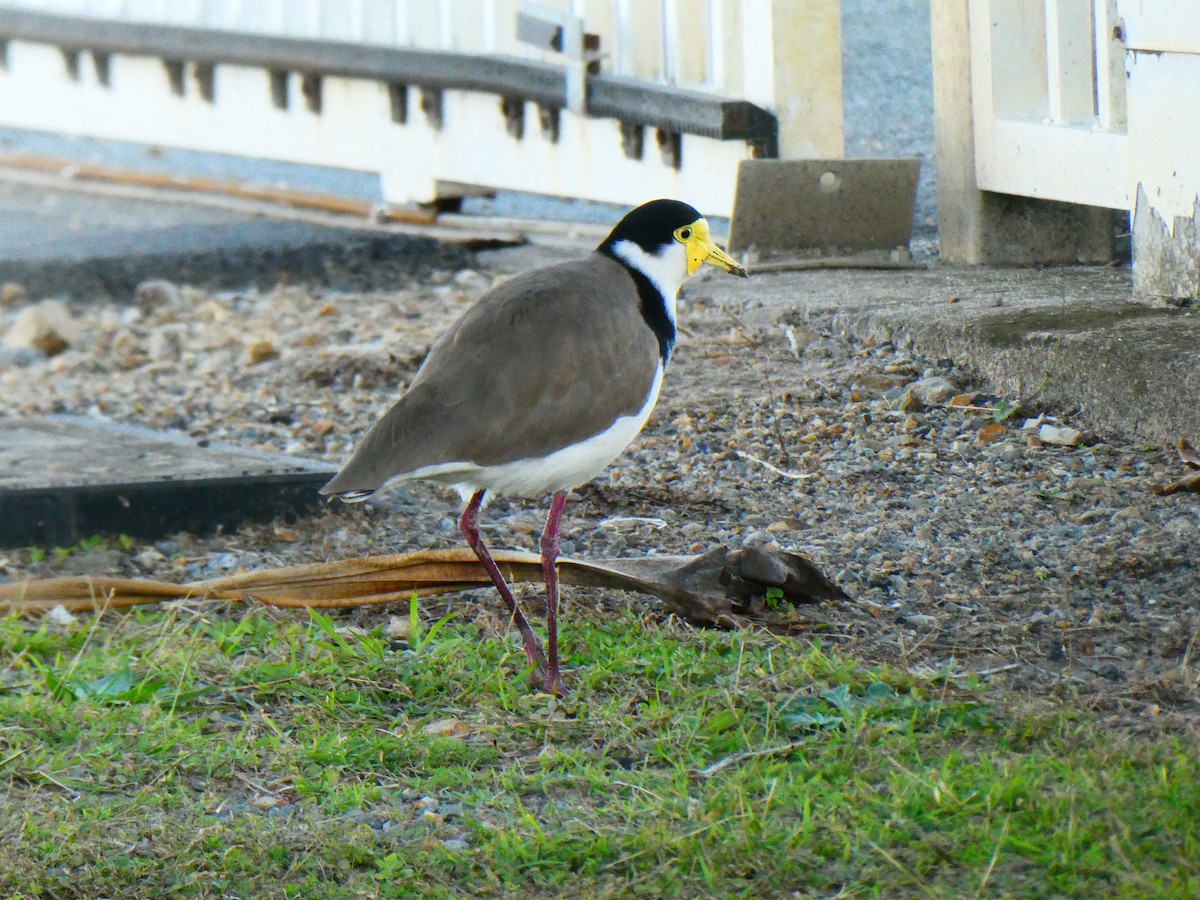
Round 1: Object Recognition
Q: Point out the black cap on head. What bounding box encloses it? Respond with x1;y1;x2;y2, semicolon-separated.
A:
597;199;703;256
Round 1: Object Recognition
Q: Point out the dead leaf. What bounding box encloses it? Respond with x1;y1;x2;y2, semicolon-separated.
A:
1179;438;1200;469
1153;471;1200;496
976;423;1009;445
0;544;850;632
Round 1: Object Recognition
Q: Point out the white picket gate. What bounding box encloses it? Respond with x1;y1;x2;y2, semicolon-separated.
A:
938;0;1200;297
0;0;844;216
967;0;1128;210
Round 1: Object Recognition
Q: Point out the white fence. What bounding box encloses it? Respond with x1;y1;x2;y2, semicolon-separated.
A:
968;0;1128;210
946;0;1200;296
0;0;844;216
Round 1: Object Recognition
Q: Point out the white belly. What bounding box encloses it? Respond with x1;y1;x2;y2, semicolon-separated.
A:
400;362;664;500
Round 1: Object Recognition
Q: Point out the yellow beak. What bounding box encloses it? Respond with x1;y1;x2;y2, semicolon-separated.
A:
684;220;748;277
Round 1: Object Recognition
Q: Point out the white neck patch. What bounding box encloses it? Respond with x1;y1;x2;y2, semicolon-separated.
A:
609;238;686;326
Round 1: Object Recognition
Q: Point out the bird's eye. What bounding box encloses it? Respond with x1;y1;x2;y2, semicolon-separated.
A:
679;228;692;240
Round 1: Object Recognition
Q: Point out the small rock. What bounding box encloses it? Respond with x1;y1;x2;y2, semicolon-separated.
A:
148;325;186;362
198;299;232;323
422;717;465;737
59;548;124;576
245;339;280;366
0;346;44;367
907;375;957;406
133;279;182;316
206;552;239;572
44;604;77;628
3;300;79;357
883;358;917;375
743;531;777;547
385;615;411;639
1038;424;1085;447
0;282;27;305
441;838;470;852
110;330;148;369
898;389;924;413
902;613;937;629
133;548;166;569
453;269;487;287
855;372;907;392
1111;506;1144;523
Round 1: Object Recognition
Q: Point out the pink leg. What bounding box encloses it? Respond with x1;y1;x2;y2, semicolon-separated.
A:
539;491;569;697
459;490;548;678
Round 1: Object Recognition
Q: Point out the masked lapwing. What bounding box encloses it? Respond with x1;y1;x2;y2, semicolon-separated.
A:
321;198;747;694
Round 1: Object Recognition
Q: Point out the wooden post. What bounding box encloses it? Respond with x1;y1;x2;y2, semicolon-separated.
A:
741;0;843;159
931;0;1116;264
1124;3;1200;301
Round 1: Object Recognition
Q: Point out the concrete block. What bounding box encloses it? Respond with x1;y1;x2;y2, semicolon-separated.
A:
727;158;920;257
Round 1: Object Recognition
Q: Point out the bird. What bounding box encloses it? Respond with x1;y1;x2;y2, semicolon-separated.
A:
320;198;747;695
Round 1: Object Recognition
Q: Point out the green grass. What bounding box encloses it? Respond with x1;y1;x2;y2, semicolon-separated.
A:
1;601;1197;898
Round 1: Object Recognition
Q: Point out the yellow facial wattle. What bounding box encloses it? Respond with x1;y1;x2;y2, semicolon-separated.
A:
674;218;747;277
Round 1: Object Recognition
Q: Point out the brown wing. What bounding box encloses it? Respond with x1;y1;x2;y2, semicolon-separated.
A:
321;253;660;495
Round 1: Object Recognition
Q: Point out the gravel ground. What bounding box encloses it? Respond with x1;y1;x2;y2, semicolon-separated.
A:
2;241;1197;735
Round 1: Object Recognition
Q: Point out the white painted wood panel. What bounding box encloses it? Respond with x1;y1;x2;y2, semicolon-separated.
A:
969;0;1131;210
976;120;1130;209
1119;0;1200;55
0;0;844;215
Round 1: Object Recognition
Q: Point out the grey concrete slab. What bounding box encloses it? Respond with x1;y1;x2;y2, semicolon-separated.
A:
0;177;476;301
0;416;337;548
710;264;1199;446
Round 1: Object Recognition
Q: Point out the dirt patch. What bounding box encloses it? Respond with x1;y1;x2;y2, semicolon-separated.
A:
1;242;1196;735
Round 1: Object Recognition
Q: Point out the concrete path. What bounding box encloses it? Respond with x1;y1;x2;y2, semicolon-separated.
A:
721;263;1199;447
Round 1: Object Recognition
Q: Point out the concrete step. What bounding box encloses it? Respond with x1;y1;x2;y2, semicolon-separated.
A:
0;416;336;548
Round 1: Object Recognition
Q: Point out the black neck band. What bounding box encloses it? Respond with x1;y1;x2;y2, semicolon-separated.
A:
625;266;675;363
